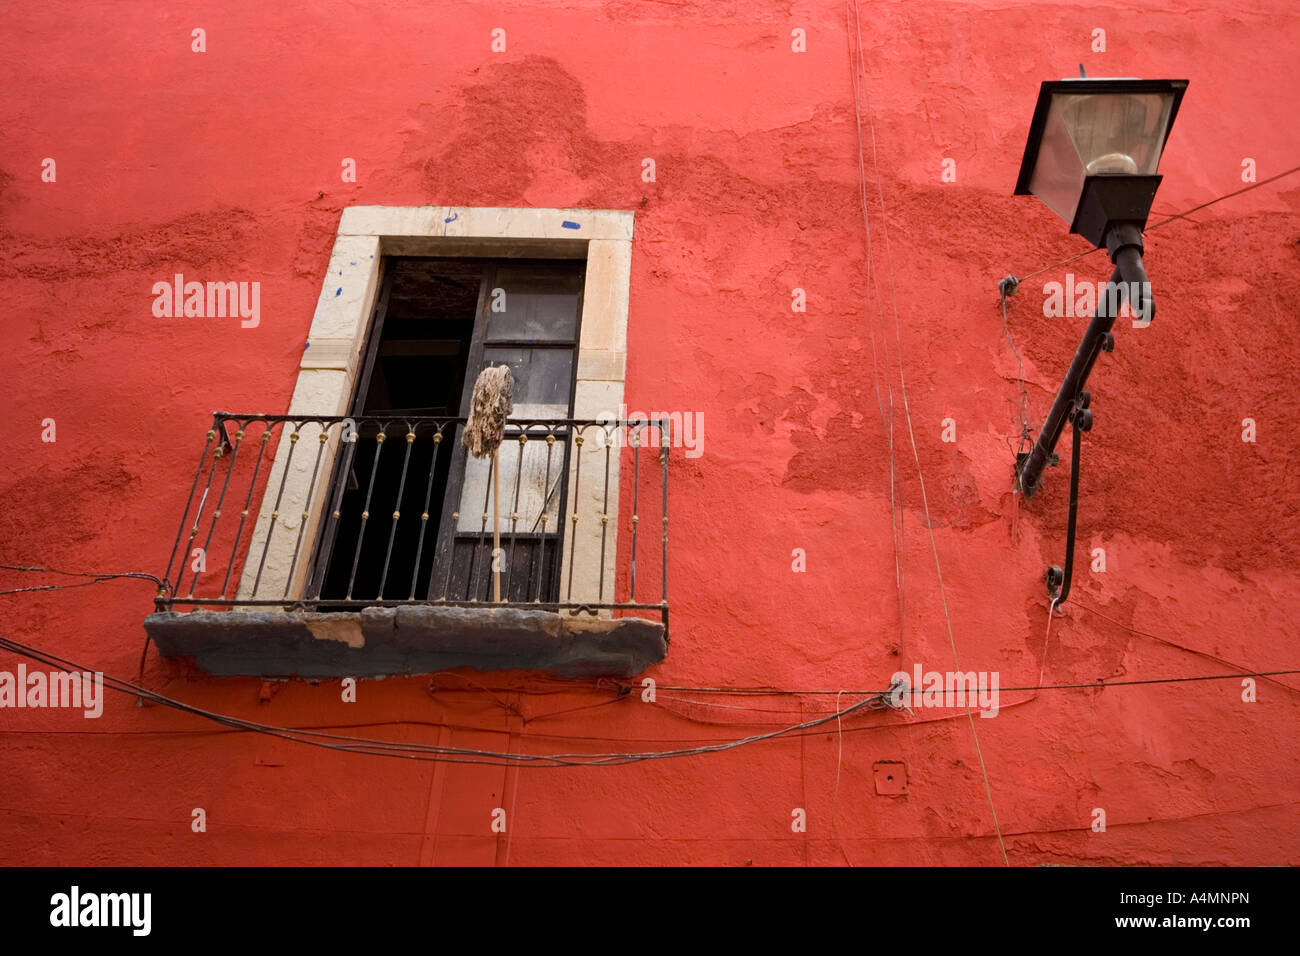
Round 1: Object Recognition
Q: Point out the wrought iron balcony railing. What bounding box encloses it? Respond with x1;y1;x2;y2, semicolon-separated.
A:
156;413;668;631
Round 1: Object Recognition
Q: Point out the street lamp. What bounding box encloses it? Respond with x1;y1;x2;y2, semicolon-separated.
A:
1009;76;1187;603
1015;78;1186;248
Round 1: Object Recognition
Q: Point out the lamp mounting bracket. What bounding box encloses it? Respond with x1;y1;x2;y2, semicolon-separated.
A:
1044;391;1094;606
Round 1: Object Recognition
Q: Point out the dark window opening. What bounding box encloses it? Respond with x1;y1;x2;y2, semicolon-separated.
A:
309;256;585;606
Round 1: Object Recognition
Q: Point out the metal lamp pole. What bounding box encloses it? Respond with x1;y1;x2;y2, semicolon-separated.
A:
1015;222;1152;498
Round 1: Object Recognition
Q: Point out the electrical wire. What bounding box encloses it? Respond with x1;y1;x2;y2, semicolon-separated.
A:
1000;279;1033;548
845;0;905;658
1012;162;1300;284
848;0;1009;866
830;690;857;866
0;633;896;768
0;563;165;587
7;633;1287;770
0;563;164;596
7;560;1289;702
657;668;1300;698
0;580;125;596
999;280;1034;456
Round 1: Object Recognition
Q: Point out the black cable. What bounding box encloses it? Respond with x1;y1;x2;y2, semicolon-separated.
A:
0;562;164;688
1011;162;1300;284
0;634;894;767
2;567;1295;701
0;563;164;589
2;634;1296;768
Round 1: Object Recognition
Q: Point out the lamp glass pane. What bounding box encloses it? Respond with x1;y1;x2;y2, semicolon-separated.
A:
1058;91;1175;175
1027;104;1087;223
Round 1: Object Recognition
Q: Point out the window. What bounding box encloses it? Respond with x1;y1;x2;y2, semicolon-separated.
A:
309;257;586;605
234;207;635;610
147;207;668;678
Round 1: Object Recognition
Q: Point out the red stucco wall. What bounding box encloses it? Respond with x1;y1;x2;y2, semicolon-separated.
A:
1;1;1297;865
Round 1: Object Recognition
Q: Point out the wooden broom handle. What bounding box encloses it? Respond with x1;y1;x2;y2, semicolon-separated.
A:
492;447;501;602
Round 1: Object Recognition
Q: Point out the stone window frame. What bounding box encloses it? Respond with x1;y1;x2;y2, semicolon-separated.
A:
235;206;634;607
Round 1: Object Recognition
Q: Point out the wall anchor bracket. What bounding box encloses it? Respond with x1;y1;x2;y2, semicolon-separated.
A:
1045;391;1093;606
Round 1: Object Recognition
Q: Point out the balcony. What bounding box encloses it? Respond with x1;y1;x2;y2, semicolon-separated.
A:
144;413;668;679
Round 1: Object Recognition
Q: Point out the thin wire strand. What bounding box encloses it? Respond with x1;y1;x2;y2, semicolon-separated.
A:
1041;598;1060;688
0;633;892;767
845;0;904;656
850;0;1009;866
1070;600;1300;696
1000;286;1033;454
1014;162;1300;283
830;690;856;866
0;564;164;590
6;561;1295;705
4;634;1286;768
